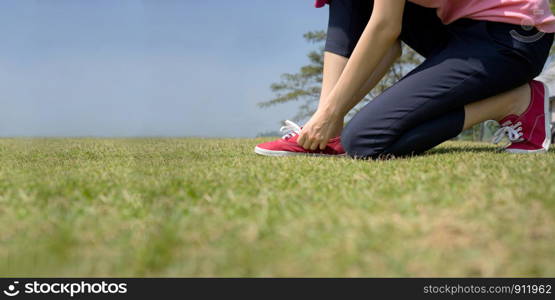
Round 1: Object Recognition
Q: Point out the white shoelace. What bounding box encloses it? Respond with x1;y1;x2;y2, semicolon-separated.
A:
280;120;302;139
492;121;524;145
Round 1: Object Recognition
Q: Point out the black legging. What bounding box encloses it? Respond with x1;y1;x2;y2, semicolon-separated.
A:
325;0;553;158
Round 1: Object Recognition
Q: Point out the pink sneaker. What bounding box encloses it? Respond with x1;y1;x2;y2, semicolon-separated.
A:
254;120;345;157
493;80;551;153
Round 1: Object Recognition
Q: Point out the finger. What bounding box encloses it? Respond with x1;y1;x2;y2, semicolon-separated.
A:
310;136;323;151
304;138;315;150
319;140;327;150
298;134;310;149
297;133;305;147
309;139;319;151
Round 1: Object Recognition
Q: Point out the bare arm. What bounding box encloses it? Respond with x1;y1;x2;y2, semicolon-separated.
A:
314;42;402;139
319;41;402;111
337;40;402;113
298;0;405;150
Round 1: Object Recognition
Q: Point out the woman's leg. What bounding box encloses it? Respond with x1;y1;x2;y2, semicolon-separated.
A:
341;20;553;159
381;84;532;157
332;61;534;157
462;84;531;130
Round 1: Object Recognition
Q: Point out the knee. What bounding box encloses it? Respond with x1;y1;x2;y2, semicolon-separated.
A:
340;127;356;156
341;126;386;159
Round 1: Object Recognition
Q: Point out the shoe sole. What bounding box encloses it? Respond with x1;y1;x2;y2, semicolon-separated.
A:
505;148;548;154
542;80;552;150
254;146;347;157
506;81;551;154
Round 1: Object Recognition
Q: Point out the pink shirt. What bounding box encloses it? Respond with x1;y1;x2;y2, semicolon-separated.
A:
314;0;555;32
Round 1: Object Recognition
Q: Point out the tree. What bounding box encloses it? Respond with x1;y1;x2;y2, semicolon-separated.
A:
259;30;423;122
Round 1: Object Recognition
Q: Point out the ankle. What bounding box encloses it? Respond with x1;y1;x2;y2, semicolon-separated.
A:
498;84;531;121
511;84;531;116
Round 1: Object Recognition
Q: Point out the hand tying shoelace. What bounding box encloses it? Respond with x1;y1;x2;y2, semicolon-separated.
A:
254;120;345;157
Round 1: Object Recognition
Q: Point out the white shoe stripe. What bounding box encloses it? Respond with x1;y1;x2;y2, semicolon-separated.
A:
254;146;346;157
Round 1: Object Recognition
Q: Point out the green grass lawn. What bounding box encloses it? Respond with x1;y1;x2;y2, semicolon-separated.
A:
0;138;554;277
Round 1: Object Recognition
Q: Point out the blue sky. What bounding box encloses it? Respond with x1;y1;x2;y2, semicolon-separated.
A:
0;0;328;137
